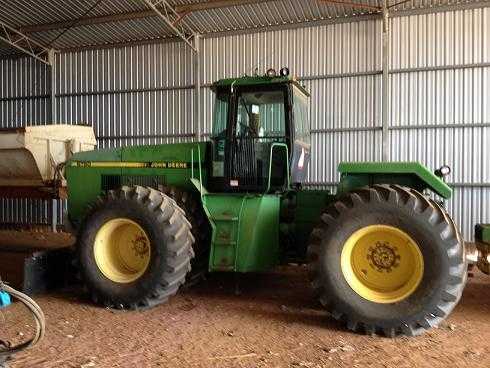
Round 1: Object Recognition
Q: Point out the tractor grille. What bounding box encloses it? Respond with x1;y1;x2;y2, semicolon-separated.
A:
101;175;167;191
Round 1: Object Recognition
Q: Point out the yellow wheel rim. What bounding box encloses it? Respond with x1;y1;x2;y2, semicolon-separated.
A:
94;218;151;283
341;225;424;304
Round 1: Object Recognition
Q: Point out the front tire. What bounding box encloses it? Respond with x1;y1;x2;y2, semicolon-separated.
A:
308;184;466;337
77;186;195;309
157;186;211;286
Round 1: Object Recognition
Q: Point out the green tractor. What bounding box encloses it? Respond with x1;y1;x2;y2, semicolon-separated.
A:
475;224;490;275
66;69;467;337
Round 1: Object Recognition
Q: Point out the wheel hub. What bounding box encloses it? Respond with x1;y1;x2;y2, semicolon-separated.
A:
94;218;151;284
131;236;150;259
341;225;424;304
368;242;400;272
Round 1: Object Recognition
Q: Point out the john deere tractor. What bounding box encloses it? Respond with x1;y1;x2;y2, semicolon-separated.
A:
475;224;490;275
66;68;467;336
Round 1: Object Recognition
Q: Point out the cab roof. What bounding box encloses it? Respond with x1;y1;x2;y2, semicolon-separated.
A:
212;75;310;97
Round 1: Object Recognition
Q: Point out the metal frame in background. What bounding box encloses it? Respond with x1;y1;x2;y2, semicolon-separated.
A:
0;19;54;65
139;0;200;52
139;0;203;145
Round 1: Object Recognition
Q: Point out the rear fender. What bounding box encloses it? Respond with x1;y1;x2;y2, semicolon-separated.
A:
337;162;452;199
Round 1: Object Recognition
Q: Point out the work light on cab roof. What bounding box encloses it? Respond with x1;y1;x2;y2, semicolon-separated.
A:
265;67;290;78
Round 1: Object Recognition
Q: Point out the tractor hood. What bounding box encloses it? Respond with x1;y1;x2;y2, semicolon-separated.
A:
68;142;209;167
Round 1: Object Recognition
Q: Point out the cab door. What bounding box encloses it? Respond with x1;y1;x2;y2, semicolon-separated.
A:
228;86;290;192
290;85;311;184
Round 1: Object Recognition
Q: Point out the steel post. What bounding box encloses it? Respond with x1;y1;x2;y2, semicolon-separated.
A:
50;52;57;232
381;0;390;162
194;34;202;141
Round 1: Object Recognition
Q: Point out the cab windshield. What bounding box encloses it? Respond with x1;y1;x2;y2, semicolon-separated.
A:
235;90;286;139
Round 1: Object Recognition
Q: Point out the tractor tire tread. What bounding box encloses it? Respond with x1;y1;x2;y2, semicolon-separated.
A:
77;185;194;310
307;184;466;337
157;185;211;287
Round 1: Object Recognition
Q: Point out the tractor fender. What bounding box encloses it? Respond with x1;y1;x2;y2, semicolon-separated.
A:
337;162;452;199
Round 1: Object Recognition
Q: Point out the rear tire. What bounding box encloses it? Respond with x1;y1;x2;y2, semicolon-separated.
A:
77;186;195;309
308;184;466;337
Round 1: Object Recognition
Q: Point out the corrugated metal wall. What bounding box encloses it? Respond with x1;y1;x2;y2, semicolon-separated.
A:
0;57;54;225
56;42;196;148
0;7;489;239
389;10;490;239
0;57;51;125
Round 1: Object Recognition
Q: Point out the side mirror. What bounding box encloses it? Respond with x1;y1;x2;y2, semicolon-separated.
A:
266;143;290;193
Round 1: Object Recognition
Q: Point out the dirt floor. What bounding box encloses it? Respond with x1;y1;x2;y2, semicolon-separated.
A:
0;264;489;368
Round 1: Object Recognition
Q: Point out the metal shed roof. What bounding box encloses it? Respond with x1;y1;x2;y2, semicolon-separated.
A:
0;0;487;57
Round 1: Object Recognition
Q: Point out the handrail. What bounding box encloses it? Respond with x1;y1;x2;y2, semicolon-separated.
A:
191;147;195;179
197;145;203;194
191;144;204;196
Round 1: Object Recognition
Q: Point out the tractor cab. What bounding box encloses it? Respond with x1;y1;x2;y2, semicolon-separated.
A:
208;69;311;193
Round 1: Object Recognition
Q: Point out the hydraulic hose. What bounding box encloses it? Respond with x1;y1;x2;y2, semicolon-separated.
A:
0;282;45;359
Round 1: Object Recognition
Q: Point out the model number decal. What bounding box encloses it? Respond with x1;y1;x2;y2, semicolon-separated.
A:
71;161;189;169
